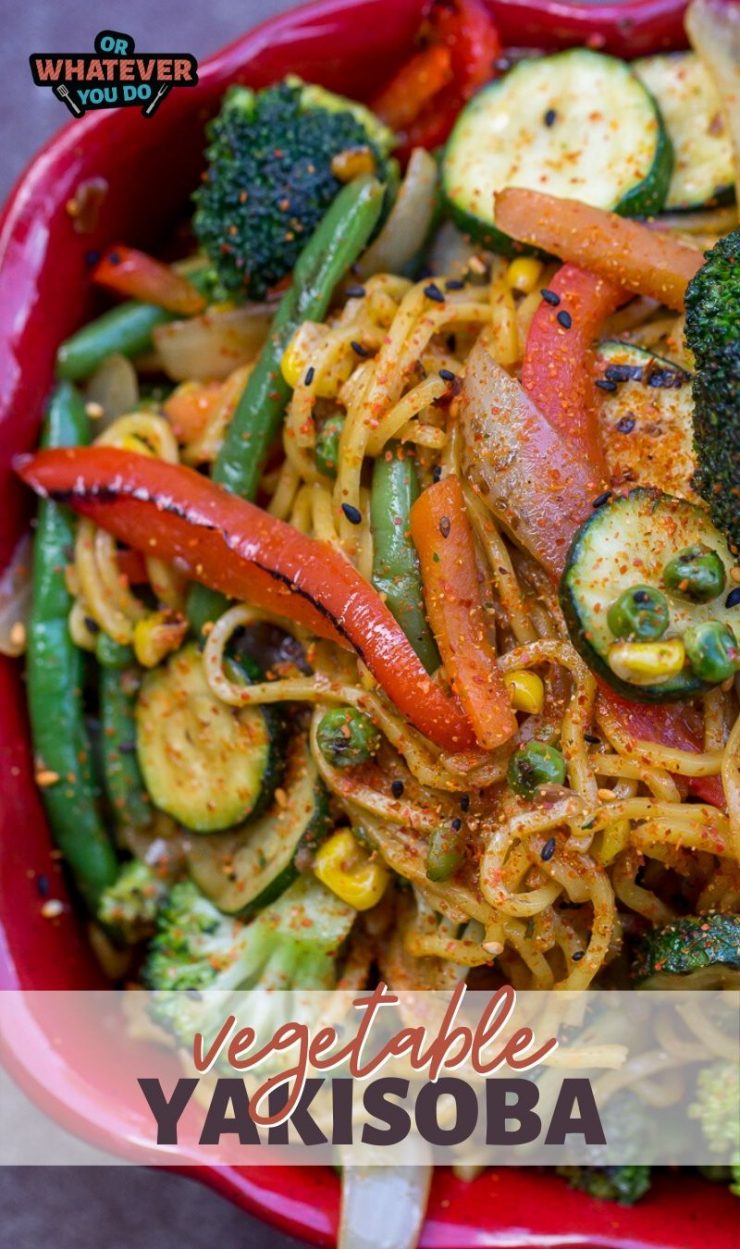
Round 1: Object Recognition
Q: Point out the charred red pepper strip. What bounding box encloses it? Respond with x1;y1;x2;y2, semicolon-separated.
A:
16;447;476;753
92;245;206;316
372;44;453;132
373;0;501;159
522;270;725;810
522;264;622;471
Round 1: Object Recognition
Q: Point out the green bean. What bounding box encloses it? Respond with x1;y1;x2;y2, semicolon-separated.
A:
371;445;439;674
26;382;119;908
56;301;173;381
96;633;136;669
188;174;385;631
316;707;381;768
100;666;152;829
425;825;464;883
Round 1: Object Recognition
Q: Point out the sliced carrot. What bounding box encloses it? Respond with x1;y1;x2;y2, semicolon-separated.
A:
410;475;517;751
163;380;223;443
93;245;206;316
494;188;702;311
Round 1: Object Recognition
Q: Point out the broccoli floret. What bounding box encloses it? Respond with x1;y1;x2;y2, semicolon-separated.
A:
98;859;167;944
193;78;394;301
684;230;740;552
689;1063;740;1198
631;914;740;986
142;874;355;1046
556;1166;652;1205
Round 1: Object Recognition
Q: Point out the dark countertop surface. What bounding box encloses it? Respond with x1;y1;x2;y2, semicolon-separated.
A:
2;3;315;1246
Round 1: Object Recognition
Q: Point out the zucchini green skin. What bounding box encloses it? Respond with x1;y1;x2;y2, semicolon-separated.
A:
370;446;439;674
633;914;740;986
135;642;284;834
632;53;735;211
442;49;673;254
559;488;737;702
184;733;330;916
56;301;173;382
26;383;119;909
100;666;152;830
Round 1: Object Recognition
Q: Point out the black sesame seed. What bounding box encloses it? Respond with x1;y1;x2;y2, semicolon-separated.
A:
445;278;465;290
633;590;651;605
592;490;612;509
616;415;636;434
345;284;366;298
572;950;585;962
439;368;457;382
304;366;315;386
451;817;462;832
432;465;443;483
460;792;470;812
556;310;572;329
107;250;121;265
36;874;50;898
341;503;362;525
725;586;740;609
541;837;556;862
84;616;100;634
595;378;617;393
584;733;601;745
118;740;137;755
605;363;642;383
543;108;557;127
540;288;560;306
424;282;445;303
391;779;405;799
350;340;370;358
439;516;451;538
85;249;101;267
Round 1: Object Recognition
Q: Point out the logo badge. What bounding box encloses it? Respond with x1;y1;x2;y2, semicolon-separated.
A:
29;30;198;118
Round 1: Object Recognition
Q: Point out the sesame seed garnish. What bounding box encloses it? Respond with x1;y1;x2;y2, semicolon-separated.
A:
540;288;560;306
540;838;556;862
304;366;315;386
543;108;557;127
445;278;465;290
451;817;462;832
616;416;636;434
36;874;50;898
85;401;104;419
345;284;366;298
424;282;445;303
41;899;64;919
595;378;617;393
432;465;443;483
439;368;457;382
572;950;585;962
391;779;404;798
725;587;740;609
438;516;451;538
556;310;572;329
460;792;470;812
341;503;362;525
350;340;370;357
36;769;60;788
592;490;612;509
584;733;601;745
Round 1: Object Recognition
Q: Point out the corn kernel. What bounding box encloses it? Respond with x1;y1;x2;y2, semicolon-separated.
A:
597;819;630;865
133;610;188;668
503;669;545;714
608;637;686;685
505;257;543;294
331;146;376;182
280;321;327;389
313;829;389;911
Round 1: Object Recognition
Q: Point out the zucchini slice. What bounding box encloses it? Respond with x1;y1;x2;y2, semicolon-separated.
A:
136;642;282;833
441;49;673;252
183;732;329;915
596;341;697;500
633;53;734;210
633;914;740;988
560;488;738;701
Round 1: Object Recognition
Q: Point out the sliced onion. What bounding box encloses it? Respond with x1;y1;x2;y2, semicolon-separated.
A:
357;149;438;279
0;533;33;657
339;1163;432;1249
152;303;273;382
687;0;740;205
85;353;140;431
427;219;481;279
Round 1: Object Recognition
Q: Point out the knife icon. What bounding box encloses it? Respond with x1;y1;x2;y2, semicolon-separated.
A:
143;84;171;117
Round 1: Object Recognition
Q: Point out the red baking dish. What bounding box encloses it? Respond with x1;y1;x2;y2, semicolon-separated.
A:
0;1;737;1244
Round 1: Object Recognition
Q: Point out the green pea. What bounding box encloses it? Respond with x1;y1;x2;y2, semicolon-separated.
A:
507;740;566;799
426;825;465;883
315;414;345;479
96;633;136;669
607;585;669;641
316;707;381;768
663;545;726;604
684;621;738;684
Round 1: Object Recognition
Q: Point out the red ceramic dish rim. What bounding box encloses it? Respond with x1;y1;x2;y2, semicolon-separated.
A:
1;2;737;1246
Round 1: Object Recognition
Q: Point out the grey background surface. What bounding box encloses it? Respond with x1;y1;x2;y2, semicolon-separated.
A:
2;5;318;1245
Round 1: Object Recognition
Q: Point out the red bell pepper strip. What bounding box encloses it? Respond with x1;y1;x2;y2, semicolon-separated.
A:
410;475;517;751
522;264;622;472
372;0;501;158
16;446;476;754
372;45;453;132
92;245;205;316
599;688;726;808
522;270;726;810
